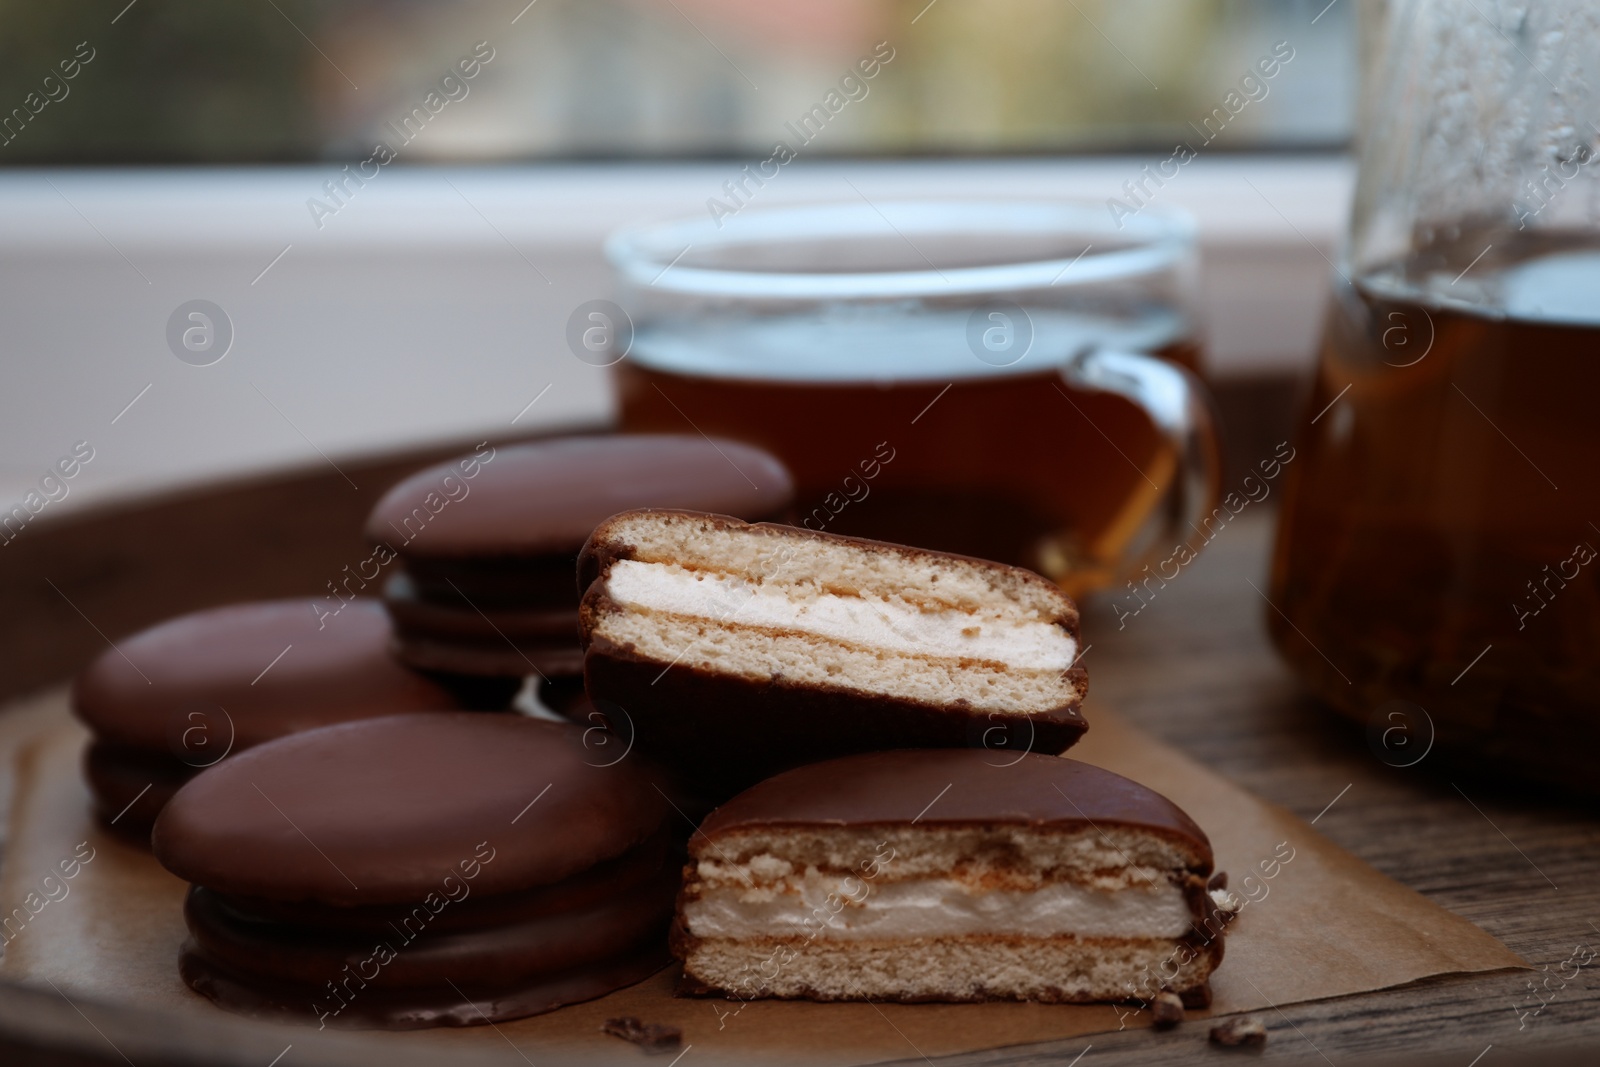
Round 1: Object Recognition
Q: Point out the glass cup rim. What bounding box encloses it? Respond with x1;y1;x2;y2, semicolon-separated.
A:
605;198;1195;301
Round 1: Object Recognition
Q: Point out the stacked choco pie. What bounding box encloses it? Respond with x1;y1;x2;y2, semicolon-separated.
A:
114;431;1228;1029
364;436;794;710
73;599;464;840
153;714;679;1027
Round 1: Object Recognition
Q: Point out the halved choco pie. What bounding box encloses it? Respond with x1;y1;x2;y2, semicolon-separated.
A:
674;749;1226;1003
580;510;1089;795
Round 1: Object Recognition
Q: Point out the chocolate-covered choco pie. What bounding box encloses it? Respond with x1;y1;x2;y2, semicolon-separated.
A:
366;436;793;706
579;510;1088;795
674;749;1226;1002
153;713;678;1028
73;599;463;840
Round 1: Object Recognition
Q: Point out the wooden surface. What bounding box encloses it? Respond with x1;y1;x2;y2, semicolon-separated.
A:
2;435;1597;1066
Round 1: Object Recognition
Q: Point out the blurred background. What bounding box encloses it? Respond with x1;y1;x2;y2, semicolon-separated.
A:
0;0;1352;160
0;0;1354;516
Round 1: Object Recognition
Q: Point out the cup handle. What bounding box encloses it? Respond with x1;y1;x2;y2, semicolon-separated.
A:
1059;348;1222;581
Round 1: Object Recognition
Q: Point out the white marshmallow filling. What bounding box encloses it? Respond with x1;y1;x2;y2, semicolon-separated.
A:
604;560;1078;669
684;871;1193;942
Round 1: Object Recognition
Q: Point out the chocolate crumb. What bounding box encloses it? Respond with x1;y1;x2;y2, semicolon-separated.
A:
1179;982;1213;1010
1208;871;1228;891
603;1017;683;1053
1151;991;1184;1029
1209;1015;1268;1048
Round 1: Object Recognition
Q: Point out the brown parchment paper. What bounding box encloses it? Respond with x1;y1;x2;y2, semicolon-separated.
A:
0;687;1525;1067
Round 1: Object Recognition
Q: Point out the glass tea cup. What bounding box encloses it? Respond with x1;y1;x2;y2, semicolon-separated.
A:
605;200;1220;599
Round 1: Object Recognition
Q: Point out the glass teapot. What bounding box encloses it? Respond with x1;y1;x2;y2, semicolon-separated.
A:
1269;0;1600;791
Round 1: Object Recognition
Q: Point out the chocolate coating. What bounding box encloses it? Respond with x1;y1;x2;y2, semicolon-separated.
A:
413;670;524;712
383;573;578;643
180;941;671;1029
401;555;588;610
536;674;592;720
393;633;586;680
697;749;1213;873
365;436;794;563
212;828;678;935
153;714;669;906
82;741;193;840
384;572;583;680
185;868;677;989
73;599;462;755
583;644;1087;799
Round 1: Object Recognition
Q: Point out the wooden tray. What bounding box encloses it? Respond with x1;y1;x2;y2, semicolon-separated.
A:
3;436;1588;1067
